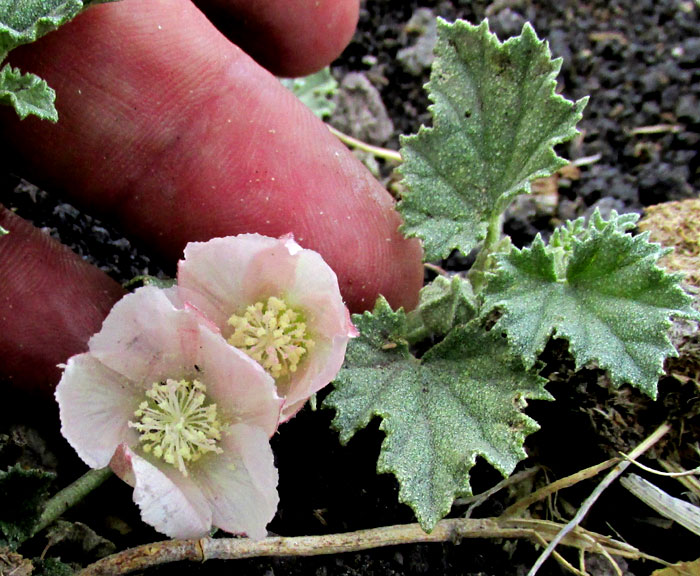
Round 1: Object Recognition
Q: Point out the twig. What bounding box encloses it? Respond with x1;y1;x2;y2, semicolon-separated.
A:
79;516;666;576
502;458;619;517
531;531;586;576
526;422;672;576
31;467;113;540
570;153;602;167
619;453;700;478
456;466;539;517
659;460;700;500
628;124;683;136
423;262;449;276
620;474;700;536
327;125;402;163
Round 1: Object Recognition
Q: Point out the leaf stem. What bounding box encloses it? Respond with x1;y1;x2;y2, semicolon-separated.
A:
327;125;402;163
32;467;113;538
468;209;506;293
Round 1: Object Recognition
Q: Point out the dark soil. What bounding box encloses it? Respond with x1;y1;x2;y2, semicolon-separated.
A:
1;1;699;575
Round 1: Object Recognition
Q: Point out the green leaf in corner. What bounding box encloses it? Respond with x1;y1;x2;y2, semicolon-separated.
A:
1;1;83;58
0;0;119;121
324;297;551;531
0;64;57;121
280;67;338;120
397;19;587;261
0;464;55;547
482;210;698;398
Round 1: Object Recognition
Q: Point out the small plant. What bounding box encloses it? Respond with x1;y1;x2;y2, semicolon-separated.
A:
324;19;696;532
1;9;697;575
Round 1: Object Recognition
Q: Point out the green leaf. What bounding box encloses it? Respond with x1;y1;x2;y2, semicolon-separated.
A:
325;297;550;531
0;64;57;121
397;19;587;261
280;67;338;120
1;0;83;58
0;464;55;547
406;275;477;341
482;210;698;398
0;0;119;121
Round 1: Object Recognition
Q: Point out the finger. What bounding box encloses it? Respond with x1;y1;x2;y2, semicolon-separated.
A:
193;0;360;77
1;0;423;314
0;207;124;395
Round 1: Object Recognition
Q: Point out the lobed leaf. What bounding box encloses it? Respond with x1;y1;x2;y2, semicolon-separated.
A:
0;0;118;121
325;297;550;531
0;64;57;121
482;210;698;398
397;19;587;261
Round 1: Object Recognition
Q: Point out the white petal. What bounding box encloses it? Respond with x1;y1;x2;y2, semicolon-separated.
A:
56;354;140;468
88;286;203;385
278;251;351;419
196;326;282;435
178;235;298;334
195;424;278;539
126;447;212;539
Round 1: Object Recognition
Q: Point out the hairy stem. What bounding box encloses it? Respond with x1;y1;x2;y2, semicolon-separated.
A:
32;467;113;538
468;208;507;294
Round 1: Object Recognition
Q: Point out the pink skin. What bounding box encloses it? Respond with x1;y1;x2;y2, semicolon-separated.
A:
0;0;423;397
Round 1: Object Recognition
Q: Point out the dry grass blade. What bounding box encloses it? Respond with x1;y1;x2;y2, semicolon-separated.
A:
502;459;619;517
621;474;700;536
526;422;672;576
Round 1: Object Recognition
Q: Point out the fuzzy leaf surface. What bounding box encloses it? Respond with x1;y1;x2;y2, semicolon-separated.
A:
409;275;477;338
325;297;550;531
0;64;56;121
0;0;117;120
280;67;337;120
0;0;108;57
482;211;698;398
397;19;587;261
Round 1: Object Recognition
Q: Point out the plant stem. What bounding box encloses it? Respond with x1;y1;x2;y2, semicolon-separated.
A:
79;516;666;576
467;208;506;294
33;467;113;537
327;125;403;163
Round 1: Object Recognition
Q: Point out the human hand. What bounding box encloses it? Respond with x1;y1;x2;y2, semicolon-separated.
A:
0;0;423;396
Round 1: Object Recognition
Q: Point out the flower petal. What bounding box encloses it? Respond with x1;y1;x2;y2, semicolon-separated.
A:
88;286;203;385
56;353;140;468
196;326;282;435
195;424;278;539
121;445;213;539
178;234;298;334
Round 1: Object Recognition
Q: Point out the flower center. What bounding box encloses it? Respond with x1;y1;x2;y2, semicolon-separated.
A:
129;379;223;476
227;296;315;380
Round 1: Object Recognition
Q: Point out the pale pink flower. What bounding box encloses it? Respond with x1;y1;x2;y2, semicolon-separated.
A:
177;234;356;421
56;286;283;540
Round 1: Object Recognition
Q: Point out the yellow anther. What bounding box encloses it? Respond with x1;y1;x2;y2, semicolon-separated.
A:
128;379;223;476
227;296;315;379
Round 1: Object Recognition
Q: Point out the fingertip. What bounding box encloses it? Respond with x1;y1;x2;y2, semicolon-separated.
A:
195;0;360;77
0;207;124;396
